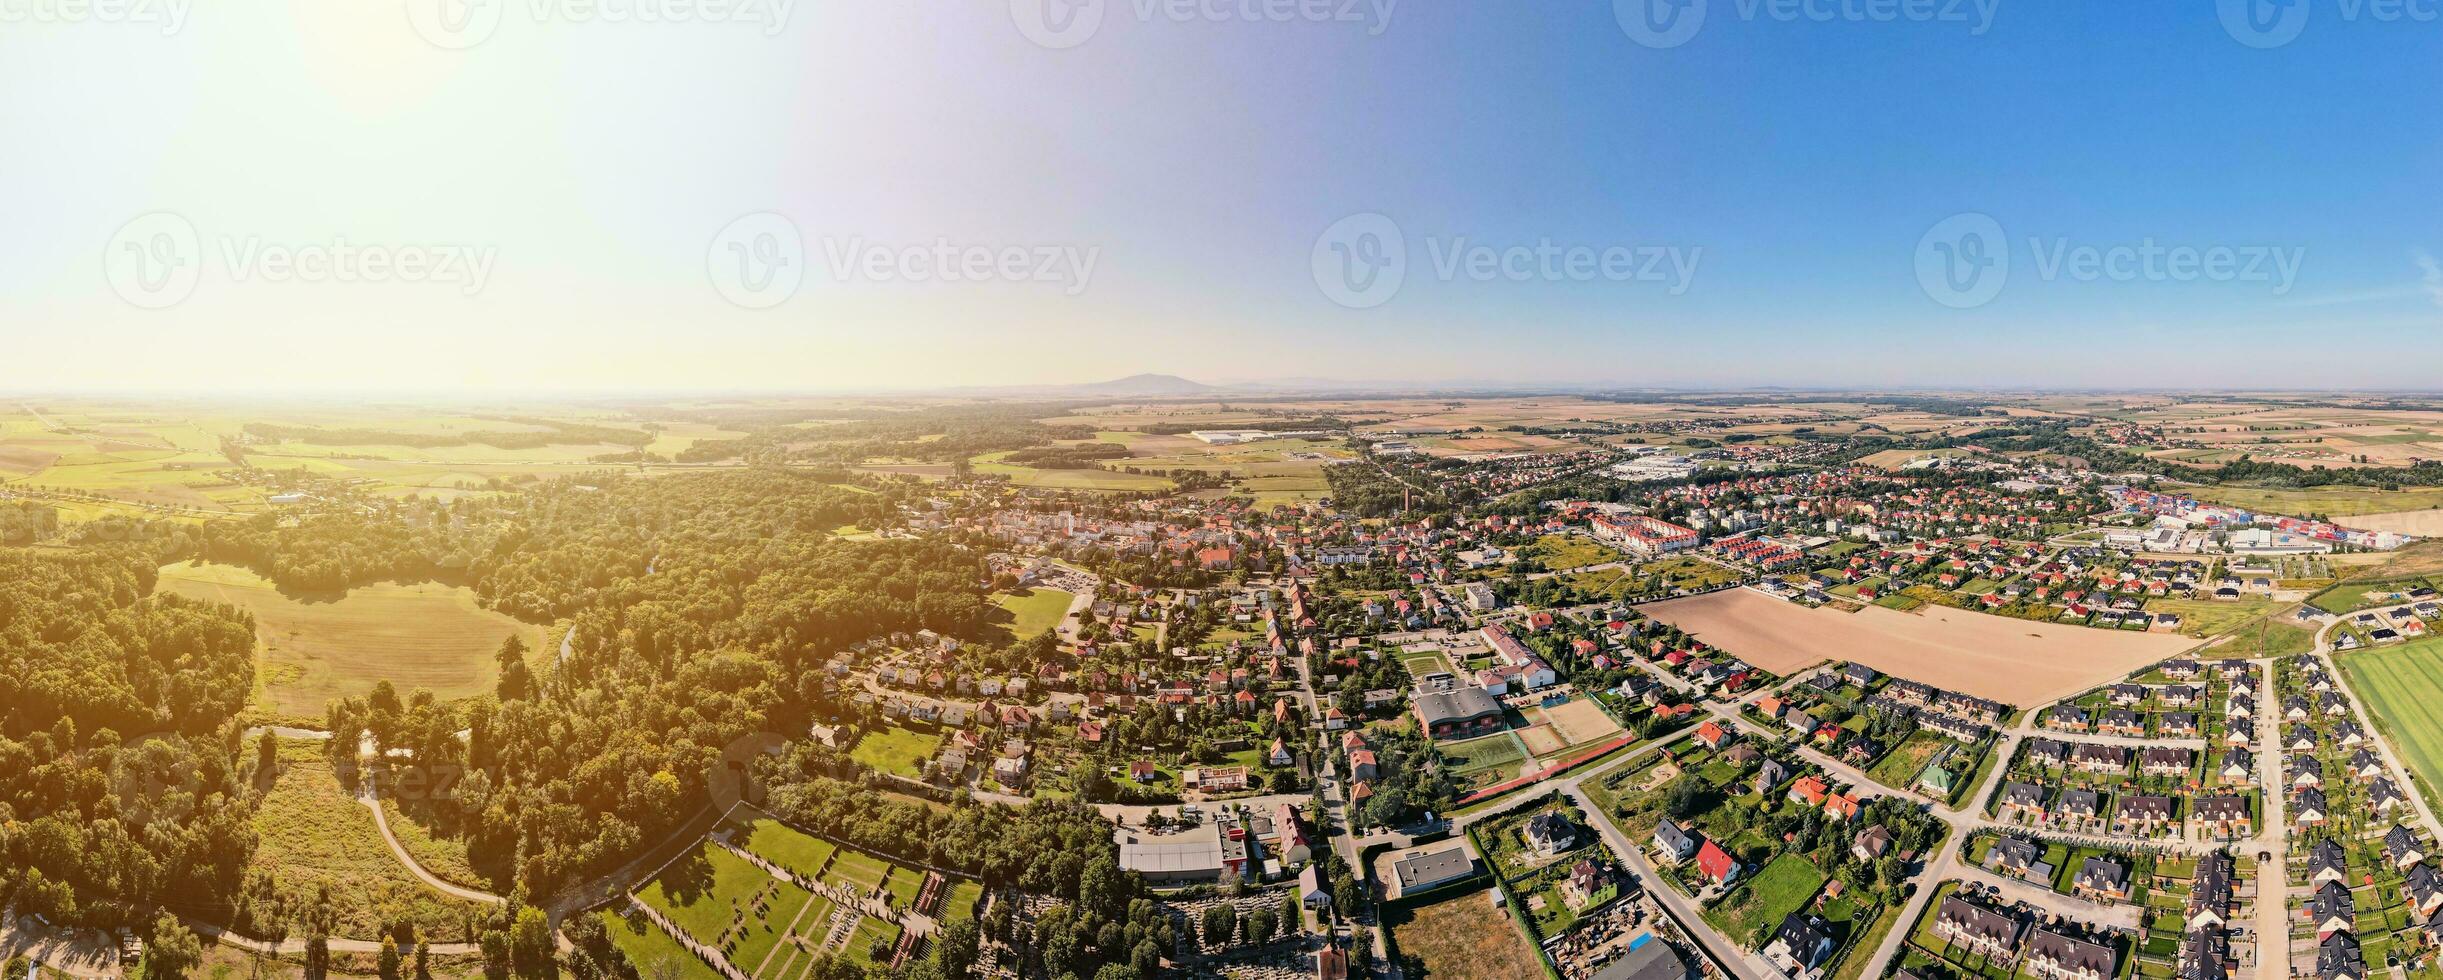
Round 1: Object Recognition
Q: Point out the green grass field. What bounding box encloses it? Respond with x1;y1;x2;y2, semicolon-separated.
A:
737;814;838;881
1441;733;1528;789
597;909;721;980
820;849;892;895
850;727;941;778
1704;854;1827;944
940;879;985;924
156;561;549;723
636;842;815;975
2205;617;2317;658
845;916;903;966
2339;639;2443;816
1527;534;1622;571
2314;578;2438;614
990;587;1073;641
883;868;922;909
2145;596;2278;638
247;741;484;940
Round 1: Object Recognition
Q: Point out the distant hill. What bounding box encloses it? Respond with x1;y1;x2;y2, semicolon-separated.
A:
1065;373;1218;397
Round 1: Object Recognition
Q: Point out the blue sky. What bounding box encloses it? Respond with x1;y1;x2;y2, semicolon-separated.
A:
2;0;2437;391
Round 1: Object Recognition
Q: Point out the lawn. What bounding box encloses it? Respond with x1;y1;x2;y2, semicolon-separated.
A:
246;741;485;940
596;909;721;980
636;842;815;975
850;726;942;778
845;916;903;966
736;814;838;881
1704;854;1827;945
820;849;893;895
990;587;1074;641
883;867;923;909
940;879;985;924
156;560;549;723
2339;638;2443;818
1385;883;1546;980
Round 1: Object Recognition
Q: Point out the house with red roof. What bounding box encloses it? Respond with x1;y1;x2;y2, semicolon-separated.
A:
1695;839;1740;885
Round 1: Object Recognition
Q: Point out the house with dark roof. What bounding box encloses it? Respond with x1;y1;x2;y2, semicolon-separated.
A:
1764;913;1837;979
2188;851;2234;931
1933;894;2022;960
2370;778;2409;815
2072;856;2131;902
2073;742;2129;773
2293;788;2329;827
2055;788;2102;823
2309;882;2356;940
2000;782;2048;822
2408;864;2443;919
2177;930;2229;980
2307;840;2349;886
1653;820;1700;864
2027;739;2069;768
2385;824;2426;869
2218;748;2254;785
1988;837;2043;878
1413;686;1505;740
2139;747;2192;777
2024;926;2117;980
2195;795;2252;838
2317;933;2367;980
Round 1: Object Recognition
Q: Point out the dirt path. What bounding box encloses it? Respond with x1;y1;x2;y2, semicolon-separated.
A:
359;773;506;906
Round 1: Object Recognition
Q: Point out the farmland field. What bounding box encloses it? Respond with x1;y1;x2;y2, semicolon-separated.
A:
2177;484;2443;519
155;561;550;722
968;451;1172;491
2337;639;2443;816
989;587;1073;640
2144;596;2278;638
1386;883;1545;980
1641;587;2192;704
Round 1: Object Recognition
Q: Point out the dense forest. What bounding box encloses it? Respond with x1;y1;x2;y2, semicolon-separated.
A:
0;549;260;928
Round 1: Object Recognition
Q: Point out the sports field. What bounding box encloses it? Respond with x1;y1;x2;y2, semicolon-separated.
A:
2338;639;2443;813
990;587;1073;640
156;561;549;720
1641;587;2192;703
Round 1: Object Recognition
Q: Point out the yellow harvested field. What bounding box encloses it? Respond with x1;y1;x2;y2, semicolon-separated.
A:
2337;509;2443;537
1639;588;2194;704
